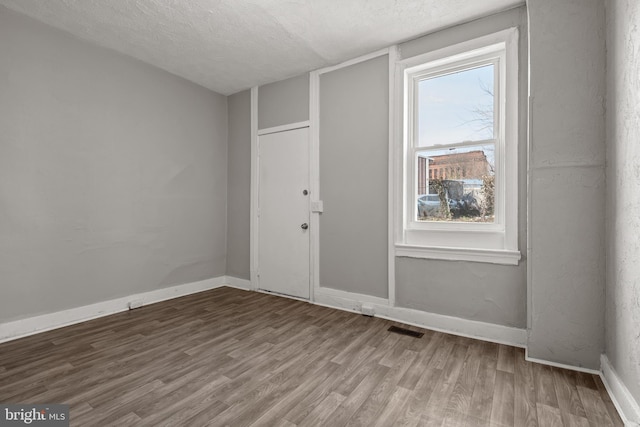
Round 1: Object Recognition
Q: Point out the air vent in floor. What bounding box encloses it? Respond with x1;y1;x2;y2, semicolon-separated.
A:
387;325;424;338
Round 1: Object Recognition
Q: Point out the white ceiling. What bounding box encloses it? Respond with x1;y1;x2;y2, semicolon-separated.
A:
0;0;523;95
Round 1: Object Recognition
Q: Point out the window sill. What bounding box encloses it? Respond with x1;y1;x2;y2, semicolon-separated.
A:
395;244;521;265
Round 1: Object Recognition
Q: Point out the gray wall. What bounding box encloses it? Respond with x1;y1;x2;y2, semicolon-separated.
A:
319;55;389;298
242;9;530;326
395;7;528;328
226;90;252;280
0;7;228;323
396;259;526;327
605;0;640;404
527;0;606;368
258;74;310;129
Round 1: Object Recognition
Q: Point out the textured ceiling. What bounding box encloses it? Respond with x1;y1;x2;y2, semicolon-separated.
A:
0;0;523;95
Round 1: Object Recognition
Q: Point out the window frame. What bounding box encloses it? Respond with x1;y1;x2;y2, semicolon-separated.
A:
393;28;520;265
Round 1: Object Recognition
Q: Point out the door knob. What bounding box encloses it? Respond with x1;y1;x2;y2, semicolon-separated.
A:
303;189;309;195
301;223;309;230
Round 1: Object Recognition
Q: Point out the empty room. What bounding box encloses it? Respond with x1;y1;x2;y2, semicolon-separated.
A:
0;0;638;426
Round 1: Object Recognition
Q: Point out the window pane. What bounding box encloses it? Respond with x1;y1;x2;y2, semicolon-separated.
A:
416;144;495;222
418;64;494;147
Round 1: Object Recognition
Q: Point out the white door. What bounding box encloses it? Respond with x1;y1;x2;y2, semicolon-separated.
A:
258;127;310;299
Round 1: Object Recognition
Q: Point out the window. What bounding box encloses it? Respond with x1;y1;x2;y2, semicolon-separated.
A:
394;29;520;264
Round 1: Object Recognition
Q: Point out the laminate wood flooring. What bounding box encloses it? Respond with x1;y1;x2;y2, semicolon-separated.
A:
0;287;624;426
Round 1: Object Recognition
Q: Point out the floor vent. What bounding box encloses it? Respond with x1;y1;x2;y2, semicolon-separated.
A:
387;326;424;338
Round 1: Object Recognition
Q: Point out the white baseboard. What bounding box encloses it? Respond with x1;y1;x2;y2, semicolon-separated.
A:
0;276;228;344
223;276;252;290
313;287;526;348
523;348;601;375
375;305;527;348
314;286;389;309
601;354;640;426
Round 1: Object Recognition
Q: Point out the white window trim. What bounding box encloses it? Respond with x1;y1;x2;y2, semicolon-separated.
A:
392;28;520;265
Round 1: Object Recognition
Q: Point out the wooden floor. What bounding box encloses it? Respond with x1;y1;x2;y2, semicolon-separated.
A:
0;287;623;427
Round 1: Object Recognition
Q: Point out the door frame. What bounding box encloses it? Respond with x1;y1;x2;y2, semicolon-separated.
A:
250;85;312;298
